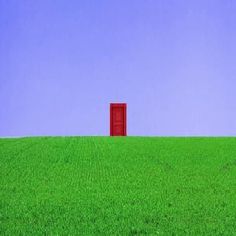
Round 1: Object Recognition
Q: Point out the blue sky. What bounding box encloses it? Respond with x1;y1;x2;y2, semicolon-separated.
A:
0;0;236;136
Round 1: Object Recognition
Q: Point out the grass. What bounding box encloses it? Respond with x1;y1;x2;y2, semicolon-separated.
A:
1;136;236;235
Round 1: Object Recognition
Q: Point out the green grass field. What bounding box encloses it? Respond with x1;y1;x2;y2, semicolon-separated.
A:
1;137;236;235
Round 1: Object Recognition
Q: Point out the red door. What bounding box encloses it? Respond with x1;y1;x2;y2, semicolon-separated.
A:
110;103;127;136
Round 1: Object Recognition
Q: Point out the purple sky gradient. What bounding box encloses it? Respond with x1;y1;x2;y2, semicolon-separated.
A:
0;0;236;136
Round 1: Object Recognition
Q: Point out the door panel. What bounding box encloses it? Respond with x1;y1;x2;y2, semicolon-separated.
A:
113;108;123;122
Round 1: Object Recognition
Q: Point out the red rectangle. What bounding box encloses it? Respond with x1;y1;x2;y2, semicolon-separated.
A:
110;103;127;136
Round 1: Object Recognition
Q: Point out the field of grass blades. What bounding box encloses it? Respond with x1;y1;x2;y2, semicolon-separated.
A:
1;137;236;235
